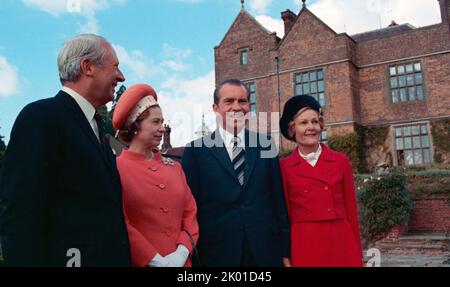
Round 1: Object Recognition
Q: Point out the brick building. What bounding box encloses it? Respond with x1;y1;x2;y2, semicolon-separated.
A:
214;0;450;172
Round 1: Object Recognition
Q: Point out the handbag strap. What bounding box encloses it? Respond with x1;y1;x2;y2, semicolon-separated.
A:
184;230;201;267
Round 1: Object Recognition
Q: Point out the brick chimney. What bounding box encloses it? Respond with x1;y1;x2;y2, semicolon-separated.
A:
438;0;450;24
281;9;297;36
388;20;398;27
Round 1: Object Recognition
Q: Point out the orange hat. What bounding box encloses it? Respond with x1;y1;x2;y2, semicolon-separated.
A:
112;83;158;130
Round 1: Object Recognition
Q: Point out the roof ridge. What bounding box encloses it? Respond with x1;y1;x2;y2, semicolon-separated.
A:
350;23;416;37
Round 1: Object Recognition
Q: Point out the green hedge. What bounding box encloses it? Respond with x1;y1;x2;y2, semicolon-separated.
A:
405;169;450;198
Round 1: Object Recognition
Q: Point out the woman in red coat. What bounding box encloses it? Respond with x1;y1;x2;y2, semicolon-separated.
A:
279;95;363;267
112;84;199;267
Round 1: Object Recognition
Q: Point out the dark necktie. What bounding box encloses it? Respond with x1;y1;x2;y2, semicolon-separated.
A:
231;136;245;186
94;111;108;153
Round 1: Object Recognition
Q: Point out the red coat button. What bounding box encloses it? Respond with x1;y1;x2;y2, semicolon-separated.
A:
304;190;308;193
150;166;157;171
324;186;329;190
159;184;166;189
327;208;332;212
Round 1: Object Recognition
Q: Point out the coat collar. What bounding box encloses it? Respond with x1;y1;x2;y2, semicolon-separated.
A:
285;143;336;167
284;144;338;184
57;91;117;175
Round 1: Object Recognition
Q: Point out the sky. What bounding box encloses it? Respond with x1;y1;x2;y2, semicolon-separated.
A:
0;0;442;147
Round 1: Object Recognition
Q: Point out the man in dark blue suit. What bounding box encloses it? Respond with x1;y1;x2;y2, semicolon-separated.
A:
0;34;131;266
181;79;291;267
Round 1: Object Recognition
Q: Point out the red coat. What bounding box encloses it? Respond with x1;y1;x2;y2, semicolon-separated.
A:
280;144;363;267
117;149;199;267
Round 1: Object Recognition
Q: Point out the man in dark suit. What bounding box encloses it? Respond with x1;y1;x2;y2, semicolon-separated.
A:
0;34;131;266
181;79;291;267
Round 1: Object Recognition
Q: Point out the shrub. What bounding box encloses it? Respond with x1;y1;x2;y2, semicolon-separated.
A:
327;124;368;173
278;148;293;160
405;168;450;198
357;168;414;243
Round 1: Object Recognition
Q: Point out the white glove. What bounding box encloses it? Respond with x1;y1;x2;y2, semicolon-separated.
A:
148;253;169;267
164;244;190;267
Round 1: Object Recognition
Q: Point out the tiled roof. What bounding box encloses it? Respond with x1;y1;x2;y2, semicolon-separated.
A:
351;23;416;42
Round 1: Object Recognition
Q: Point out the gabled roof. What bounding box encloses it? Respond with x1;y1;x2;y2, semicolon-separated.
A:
275;7;339;50
215;8;279;48
350;23;416;42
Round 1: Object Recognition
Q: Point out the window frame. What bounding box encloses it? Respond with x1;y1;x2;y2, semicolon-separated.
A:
293;68;326;106
393;122;432;166
239;48;249;66
245;81;256;113
388;61;425;104
320;129;328;145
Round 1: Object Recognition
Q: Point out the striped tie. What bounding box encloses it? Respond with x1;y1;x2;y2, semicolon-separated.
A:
232;137;245;186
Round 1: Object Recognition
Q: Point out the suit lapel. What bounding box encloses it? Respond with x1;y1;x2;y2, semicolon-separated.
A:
314;145;338;181
207;130;240;182
57;91;117;176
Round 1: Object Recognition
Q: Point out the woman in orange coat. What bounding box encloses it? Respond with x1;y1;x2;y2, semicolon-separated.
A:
279;95;363;267
112;84;198;267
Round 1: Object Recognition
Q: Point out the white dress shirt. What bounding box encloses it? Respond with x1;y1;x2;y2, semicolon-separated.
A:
62;86;100;142
298;144;322;167
218;126;245;160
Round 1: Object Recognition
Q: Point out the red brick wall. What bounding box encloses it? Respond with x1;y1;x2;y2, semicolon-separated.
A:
323;62;357;123
277;10;349;71
439;0;450;24
409;196;450;232
355;24;450;66
214;6;450;162
358;53;450;125
215;11;279;84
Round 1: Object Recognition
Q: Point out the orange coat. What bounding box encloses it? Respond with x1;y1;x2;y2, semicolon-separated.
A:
280;144;363;266
117;149;199;267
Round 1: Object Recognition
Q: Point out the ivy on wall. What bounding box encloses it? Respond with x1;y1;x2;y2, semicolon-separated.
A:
431;119;450;163
280;119;450;172
327;124;367;173
365;125;389;148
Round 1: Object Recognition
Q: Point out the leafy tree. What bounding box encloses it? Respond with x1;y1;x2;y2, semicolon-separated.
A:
0;131;6;169
99;85;127;136
0;134;5;151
